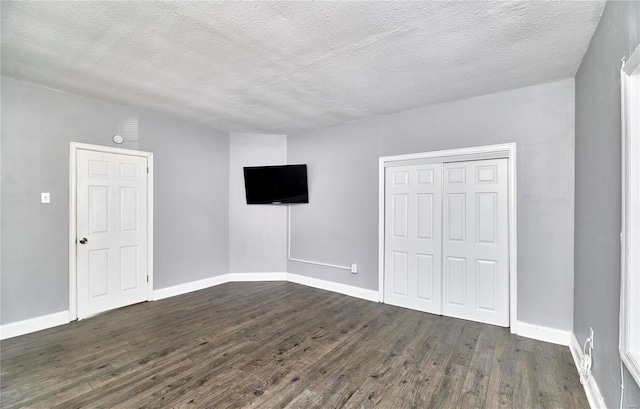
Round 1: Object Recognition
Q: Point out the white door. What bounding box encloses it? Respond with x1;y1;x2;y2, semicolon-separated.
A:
384;163;443;314
76;149;149;318
442;159;509;326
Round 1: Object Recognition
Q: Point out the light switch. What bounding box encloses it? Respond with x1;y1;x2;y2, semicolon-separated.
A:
41;192;50;204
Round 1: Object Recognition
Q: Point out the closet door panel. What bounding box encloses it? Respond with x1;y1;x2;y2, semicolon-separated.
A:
384;163;443;314
442;159;509;327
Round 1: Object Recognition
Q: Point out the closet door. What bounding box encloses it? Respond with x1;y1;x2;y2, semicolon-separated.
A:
384;163;443;314
442;159;509;327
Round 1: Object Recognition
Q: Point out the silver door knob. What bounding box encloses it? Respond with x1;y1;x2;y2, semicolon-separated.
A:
79;238;88;244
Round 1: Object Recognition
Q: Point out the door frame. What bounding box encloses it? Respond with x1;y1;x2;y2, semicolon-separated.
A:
69;142;154;320
378;143;518;332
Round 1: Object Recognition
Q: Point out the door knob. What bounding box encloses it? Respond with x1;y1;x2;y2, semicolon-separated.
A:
79;238;88;244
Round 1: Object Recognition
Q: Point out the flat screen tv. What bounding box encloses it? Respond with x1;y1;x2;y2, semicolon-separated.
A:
243;164;309;204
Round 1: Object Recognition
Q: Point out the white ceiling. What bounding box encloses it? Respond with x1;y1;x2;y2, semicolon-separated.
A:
1;1;605;135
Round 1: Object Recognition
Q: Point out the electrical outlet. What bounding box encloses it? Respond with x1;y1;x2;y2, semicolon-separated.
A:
41;192;50;204
589;327;594;349
351;264;358;274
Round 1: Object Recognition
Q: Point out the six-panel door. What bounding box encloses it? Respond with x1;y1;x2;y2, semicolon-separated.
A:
442;159;509;326
384;163;443;315
76;149;148;318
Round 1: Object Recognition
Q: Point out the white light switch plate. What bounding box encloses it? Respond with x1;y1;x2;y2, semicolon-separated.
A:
41;192;50;203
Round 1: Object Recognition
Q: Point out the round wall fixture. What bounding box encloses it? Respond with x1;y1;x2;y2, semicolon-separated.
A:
113;134;124;144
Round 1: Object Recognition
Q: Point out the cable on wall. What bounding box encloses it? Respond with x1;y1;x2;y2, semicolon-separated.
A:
579;336;593;385
287;204;353;271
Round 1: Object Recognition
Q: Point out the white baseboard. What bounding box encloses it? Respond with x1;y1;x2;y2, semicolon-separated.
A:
152;272;378;305
225;272;378;302
516;321;572;346
569;333;606;409
153;274;228;301
287;273;379;302
152;272;379;302
0;310;70;340
227;272;287;282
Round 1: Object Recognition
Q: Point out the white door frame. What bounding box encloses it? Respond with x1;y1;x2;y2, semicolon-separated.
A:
378;143;518;332
69;142;154;320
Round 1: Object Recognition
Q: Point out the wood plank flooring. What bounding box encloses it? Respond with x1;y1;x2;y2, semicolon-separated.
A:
1;282;588;408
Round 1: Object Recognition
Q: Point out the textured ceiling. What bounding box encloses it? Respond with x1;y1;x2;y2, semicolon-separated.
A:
1;1;605;134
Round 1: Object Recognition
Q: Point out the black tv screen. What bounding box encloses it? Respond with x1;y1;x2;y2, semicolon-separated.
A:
243;164;309;204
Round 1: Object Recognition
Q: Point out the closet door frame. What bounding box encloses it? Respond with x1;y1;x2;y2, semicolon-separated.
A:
378;143;518;333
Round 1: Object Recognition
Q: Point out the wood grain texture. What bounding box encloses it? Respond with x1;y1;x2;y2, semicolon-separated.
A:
0;282;588;408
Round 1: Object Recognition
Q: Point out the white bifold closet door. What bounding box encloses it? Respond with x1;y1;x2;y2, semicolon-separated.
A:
384;163;443;315
384;158;509;327
442;159;509;327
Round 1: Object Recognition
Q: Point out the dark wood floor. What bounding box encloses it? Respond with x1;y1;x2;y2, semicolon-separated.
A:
1;282;588;409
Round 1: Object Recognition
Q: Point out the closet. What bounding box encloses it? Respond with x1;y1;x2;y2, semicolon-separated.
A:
383;157;509;327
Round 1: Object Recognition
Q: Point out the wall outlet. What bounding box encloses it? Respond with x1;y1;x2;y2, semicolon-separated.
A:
351;264;358;274
589;327;594;349
41;192;50;204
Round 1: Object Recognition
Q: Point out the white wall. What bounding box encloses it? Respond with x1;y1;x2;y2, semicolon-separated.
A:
229;133;288;273
574;1;640;406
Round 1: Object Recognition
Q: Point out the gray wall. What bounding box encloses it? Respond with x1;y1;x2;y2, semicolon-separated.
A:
288;79;576;330
1;77;230;324
574;1;640;407
229;133;287;273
